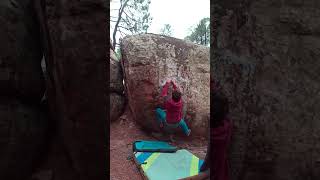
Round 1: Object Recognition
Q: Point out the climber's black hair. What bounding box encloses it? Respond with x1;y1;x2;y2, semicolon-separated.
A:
172;90;182;102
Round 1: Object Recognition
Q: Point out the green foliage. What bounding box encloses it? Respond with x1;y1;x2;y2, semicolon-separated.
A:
126;0;152;34
111;0;152;48
185;17;210;46
115;48;121;60
160;24;173;36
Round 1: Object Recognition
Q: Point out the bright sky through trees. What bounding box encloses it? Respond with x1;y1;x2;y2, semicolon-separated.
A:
110;0;210;43
147;0;209;39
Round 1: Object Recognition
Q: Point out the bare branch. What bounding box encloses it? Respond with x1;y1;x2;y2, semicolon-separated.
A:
121;20;133;29
119;0;123;7
110;16;118;18
119;32;125;38
113;0;130;48
126;3;134;9
117;25;134;31
119;0;129;10
114;18;130;26
121;17;137;28
127;8;136;18
118;31;126;39
118;29;129;36
118;30;130;39
119;18;131;26
123;10;136;21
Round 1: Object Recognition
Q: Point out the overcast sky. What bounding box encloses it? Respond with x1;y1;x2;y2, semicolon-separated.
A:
110;0;210;43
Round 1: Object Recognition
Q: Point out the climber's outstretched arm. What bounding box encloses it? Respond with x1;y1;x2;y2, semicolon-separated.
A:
161;80;171;103
172;80;178;90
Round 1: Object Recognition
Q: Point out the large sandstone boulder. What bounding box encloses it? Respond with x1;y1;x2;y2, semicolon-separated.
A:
0;1;47;179
110;48;125;122
212;0;320;179
121;34;210;137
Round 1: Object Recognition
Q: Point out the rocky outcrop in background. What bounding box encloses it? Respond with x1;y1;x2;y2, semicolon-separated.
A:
121;34;210;137
0;1;48;179
110;47;125;122
212;0;320;179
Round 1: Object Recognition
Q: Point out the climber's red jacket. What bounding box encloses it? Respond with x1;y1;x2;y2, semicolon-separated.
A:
161;81;183;124
213;118;232;180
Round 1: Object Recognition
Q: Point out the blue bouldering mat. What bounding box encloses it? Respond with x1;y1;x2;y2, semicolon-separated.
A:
133;140;178;153
132;141;205;180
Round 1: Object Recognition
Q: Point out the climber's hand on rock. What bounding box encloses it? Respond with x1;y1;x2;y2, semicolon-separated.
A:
171;80;178;90
161;80;170;87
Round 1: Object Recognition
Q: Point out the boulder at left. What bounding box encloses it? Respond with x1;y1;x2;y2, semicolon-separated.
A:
0;0;45;100
0;0;47;179
41;0;108;179
110;48;125;122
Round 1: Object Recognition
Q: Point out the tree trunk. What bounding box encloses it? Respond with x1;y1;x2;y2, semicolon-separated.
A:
112;0;129;48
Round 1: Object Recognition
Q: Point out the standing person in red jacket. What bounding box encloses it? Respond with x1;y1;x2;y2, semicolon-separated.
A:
155;80;191;141
212;89;233;180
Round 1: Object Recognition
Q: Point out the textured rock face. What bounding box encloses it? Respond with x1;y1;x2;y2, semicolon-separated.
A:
0;0;45;101
110;49;124;93
42;0;107;179
0;1;47;179
110;48;125;122
0;99;47;179
121;34;210;137
110;93;125;122
212;0;320;179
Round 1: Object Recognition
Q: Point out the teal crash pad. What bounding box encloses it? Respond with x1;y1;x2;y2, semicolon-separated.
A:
133;142;204;180
133;140;178;153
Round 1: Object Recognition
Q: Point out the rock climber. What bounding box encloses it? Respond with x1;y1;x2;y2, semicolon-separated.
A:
155;80;191;142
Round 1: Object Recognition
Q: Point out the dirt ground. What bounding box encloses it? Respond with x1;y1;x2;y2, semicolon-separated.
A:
110;110;208;180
